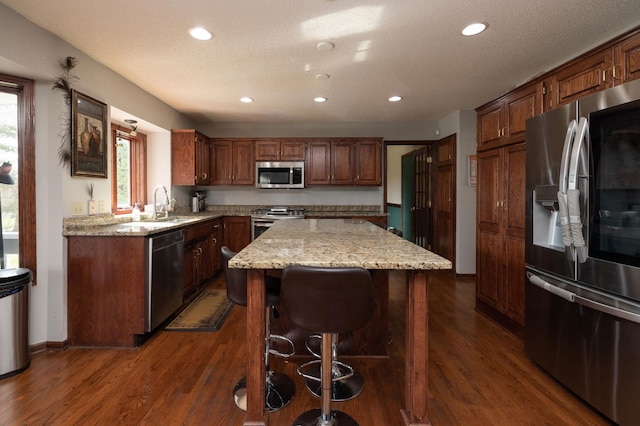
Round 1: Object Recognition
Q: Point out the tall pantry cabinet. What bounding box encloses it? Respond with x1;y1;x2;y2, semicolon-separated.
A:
475;83;542;331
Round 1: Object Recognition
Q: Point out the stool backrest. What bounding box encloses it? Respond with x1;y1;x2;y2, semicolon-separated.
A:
221;246;248;306
281;265;376;334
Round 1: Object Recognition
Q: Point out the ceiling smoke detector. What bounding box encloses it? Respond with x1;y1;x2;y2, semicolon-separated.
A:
317;41;335;51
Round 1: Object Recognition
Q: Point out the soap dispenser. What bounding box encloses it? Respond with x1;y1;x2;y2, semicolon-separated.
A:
132;203;141;221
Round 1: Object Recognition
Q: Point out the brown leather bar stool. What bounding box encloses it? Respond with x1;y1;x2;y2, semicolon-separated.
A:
281;265;376;426
221;246;296;412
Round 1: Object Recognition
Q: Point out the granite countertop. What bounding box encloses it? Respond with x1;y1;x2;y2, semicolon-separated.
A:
62;213;223;237
62;205;387;237
229;219;451;271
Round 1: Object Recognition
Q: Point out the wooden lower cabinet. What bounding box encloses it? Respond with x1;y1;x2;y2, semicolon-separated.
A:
183;218;222;298
223;216;251;253
476;143;526;330
68;236;146;347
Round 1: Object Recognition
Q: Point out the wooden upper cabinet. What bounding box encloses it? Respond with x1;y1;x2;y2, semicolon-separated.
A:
477;83;542;151
437;136;454;166
255;139;306;161
305;140;332;185
171;129;211;186
331;140;356;185
617;31;640;83
355;138;382;185
232;140;255;184
211;139;254;185
477;103;503;150
254;140;280;161
306;138;382;186
547;49;615;109
212;139;233;184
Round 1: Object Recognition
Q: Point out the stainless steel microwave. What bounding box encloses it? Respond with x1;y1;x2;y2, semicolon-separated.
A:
255;161;304;189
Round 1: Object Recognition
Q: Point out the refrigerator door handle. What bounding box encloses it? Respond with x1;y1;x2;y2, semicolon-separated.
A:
574;295;640;325
527;272;640;324
527;272;575;302
557;119;578;252
567;117;588;262
567;117;588;191
558;119;577;194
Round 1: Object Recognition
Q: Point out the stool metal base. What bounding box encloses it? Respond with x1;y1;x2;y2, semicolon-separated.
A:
303;364;365;401
292;408;359;426
232;371;296;412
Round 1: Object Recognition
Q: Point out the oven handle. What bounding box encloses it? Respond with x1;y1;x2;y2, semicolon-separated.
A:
527;272;640;324
253;221;273;228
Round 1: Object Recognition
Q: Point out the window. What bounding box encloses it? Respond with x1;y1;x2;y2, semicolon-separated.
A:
111;123;146;213
0;73;36;281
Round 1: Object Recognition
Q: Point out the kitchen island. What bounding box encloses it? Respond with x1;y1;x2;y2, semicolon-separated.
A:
229;219;451;426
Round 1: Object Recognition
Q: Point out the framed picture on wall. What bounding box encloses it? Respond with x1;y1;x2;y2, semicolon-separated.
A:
468;154;477;187
71;90;108;178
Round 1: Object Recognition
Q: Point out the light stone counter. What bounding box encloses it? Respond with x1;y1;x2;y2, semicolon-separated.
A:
229;218;451;270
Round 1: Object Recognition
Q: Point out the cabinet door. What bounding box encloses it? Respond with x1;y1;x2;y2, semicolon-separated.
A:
171;130;197;186
184;242;199;297
210;221;221;275
306;141;332;185
505;84;542;143
476;149;502;309
232;140;254;185
551;48;614;107
212;140;233;184
618;32;640;83
331;140;356;185
355;139;382;185
503;143;526;324
223;216;251;253
195;134;211;185
280;140;306;160
477;102;504;151
255;140;280;161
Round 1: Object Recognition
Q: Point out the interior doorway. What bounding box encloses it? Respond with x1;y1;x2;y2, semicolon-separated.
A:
384;137;456;267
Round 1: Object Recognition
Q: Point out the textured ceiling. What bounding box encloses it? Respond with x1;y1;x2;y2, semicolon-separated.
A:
2;0;640;124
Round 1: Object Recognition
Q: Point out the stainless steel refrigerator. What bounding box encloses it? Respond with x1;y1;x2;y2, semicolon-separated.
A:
525;78;640;425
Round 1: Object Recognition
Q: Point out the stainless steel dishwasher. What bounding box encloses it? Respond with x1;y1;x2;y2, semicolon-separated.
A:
146;230;184;331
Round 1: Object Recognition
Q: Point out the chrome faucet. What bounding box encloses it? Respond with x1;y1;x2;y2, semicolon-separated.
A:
152;184;170;220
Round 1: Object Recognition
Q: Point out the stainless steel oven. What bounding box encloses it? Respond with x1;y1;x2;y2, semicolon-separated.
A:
250;206;305;240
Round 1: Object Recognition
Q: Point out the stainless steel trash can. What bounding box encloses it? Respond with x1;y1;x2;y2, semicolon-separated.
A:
0;268;31;380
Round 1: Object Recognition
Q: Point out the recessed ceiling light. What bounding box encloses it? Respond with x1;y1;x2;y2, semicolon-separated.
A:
189;27;213;41
388;96;402;102
240;97;254;103
315;73;330;80
314;97;327;103
462;23;487;36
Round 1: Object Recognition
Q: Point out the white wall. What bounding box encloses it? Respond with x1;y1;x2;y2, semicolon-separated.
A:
438;110;477;275
0;4;194;345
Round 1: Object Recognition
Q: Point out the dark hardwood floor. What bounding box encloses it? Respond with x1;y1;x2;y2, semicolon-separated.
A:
0;271;612;425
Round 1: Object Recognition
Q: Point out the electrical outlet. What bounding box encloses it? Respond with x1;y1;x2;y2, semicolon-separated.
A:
72;201;84;216
88;200;96;215
98;200;106;213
